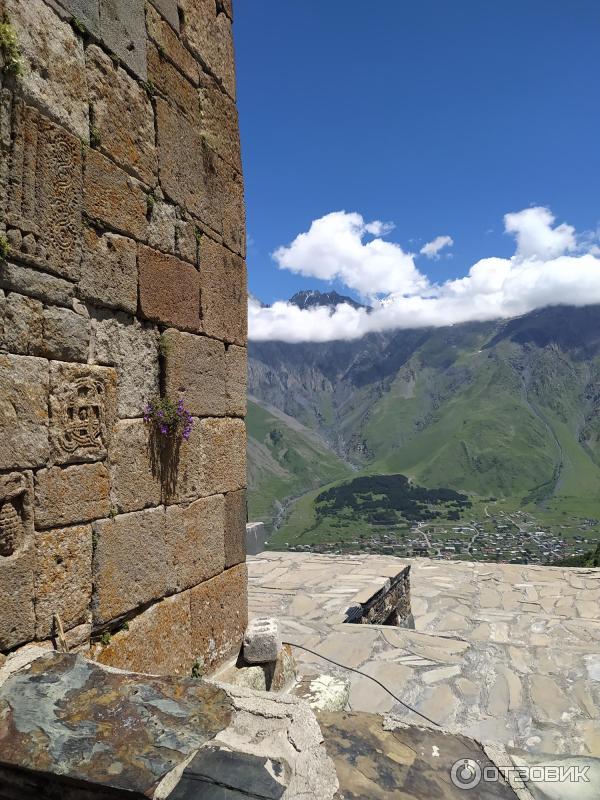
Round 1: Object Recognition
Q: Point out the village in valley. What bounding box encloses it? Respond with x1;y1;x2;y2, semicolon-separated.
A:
284;501;600;565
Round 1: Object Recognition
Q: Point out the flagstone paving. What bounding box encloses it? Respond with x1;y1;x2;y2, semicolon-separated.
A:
248;553;600;757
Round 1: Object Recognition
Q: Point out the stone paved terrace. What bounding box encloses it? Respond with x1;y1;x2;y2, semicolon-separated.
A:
248;553;600;757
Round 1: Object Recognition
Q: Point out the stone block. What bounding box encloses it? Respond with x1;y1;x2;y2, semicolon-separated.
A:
243;618;281;665
0;547;35;651
34;524;92;638
92;590;193;676
146;5;198;83
166;495;225;591
0;354;49;469
190;563;248;672
218;0;233;20
147;199;177;253
218;157;246;257
84;148;147;240
54;0;100;36
5;102;83;280
176;217;199;264
158;422;203;504
34;463;111;529
180;0;236;99
0;293;43;355
199;71;241;171
80;228;138;314
41;306;90;362
108;419;161;514
86;45;157;185
98;0;147;81
91;310;160;418
139;244;200;331
224;489;246;568
0;471;34;559
0;261;75;308
4;0;88;138
92;507;177;626
225;344;247;416
156;97;209;223
245;522;266;556
163;329;226;416
199;236;247;345
148;43;199;120
148;0;180;31
200;417;246;495
49;362;118;465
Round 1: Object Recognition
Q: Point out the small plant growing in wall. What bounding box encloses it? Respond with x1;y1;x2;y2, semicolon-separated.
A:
144;396;194;441
0;233;10;261
0;22;24;78
191;658;204;679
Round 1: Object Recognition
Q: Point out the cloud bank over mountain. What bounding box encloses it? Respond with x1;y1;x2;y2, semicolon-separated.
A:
249;207;600;342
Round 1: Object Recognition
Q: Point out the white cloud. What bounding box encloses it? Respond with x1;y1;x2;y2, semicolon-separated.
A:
250;206;600;343
504;206;576;260
420;235;454;260
272;211;426;297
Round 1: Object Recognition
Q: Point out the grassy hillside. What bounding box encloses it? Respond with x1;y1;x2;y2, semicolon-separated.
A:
246;400;351;531
249;305;600;548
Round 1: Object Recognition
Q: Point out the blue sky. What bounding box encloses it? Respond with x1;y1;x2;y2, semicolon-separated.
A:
235;0;600;312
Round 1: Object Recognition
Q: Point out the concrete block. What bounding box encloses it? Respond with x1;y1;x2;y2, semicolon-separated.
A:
243;617;281;664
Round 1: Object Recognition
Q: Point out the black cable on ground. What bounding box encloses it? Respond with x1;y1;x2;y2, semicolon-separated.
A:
282;640;442;728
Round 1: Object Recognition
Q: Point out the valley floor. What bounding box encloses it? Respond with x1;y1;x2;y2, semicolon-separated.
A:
269;488;600;566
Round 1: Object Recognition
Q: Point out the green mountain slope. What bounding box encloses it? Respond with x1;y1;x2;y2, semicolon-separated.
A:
246;399;352;529
248;304;600;527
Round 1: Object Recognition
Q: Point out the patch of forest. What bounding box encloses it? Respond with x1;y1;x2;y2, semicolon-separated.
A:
315;474;472;524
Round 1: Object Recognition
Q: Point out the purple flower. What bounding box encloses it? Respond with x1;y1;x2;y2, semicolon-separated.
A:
160;424;168;435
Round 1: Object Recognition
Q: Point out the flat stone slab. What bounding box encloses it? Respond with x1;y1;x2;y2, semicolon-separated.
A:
0;652;233;796
318;711;519;799
0;651;338;799
249;553;600;757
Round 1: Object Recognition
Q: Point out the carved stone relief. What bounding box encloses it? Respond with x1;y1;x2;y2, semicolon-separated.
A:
58;376;106;453
4;100;83;281
49;364;118;464
0;472;33;558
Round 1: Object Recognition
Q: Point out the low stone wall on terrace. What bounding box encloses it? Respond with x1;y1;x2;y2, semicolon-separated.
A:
0;0;248;677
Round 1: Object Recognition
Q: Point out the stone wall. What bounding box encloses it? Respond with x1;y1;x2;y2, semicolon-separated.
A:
0;0;248;676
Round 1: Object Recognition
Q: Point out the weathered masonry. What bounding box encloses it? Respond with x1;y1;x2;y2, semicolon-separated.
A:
0;0;248;676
